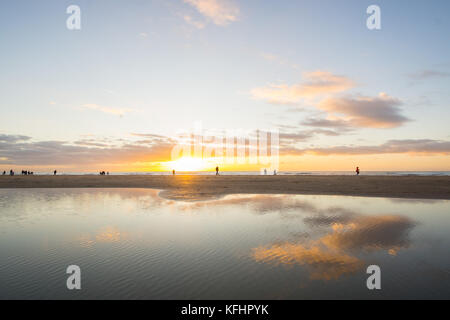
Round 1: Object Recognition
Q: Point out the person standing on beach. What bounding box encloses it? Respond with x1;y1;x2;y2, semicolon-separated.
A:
172;169;175;176
54;170;57;176
356;167;360;175
216;166;219;176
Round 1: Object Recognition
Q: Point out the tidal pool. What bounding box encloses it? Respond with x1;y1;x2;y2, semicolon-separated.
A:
0;188;449;299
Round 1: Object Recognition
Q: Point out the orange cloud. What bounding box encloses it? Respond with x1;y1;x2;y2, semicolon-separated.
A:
251;71;355;105
252;211;416;281
252;243;364;281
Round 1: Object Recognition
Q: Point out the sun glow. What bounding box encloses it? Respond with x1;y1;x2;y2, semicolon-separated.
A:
165;157;212;172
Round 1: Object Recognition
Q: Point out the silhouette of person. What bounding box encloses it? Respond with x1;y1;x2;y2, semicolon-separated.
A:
356;166;360;176
2;171;5;175
172;169;175;176
10;169;14;176
216;166;219;176
274;169;277;175
264;169;267;175
54;170;57;176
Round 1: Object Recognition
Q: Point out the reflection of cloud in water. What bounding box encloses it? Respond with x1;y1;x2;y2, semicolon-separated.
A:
176;194;357;218
158;190;224;202
322;215;416;252
253;243;364;281
252;214;416;281
388;198;441;205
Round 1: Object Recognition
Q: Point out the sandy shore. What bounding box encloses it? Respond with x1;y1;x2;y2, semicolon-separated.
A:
0;175;449;200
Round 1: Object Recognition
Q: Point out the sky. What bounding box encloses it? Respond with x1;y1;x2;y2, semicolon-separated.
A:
0;0;449;172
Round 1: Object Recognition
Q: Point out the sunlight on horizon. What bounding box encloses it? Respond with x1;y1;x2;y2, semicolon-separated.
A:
163;157;215;172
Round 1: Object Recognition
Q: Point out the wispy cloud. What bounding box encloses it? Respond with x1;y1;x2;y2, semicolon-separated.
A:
183;15;206;29
282;139;450;156
408;69;450;80
82;104;134;117
260;52;300;70
301;117;354;131
183;0;239;26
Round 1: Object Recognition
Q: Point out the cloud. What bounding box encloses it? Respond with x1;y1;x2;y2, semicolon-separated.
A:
251;71;355;105
130;133;172;140
408;70;450;80
279;129;343;146
301;117;354;130
260;52;300;70
0;134;174;167
0;134;31;143
183;15;206;29
282;139;450;156
318;93;409;128
183;0;239;26
82;104;133;117
252;73;408;130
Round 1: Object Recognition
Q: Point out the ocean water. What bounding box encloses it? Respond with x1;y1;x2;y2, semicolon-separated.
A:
0;189;449;299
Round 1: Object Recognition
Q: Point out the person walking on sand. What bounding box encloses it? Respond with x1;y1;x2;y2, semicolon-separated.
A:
216;166;219;176
356;166;360;176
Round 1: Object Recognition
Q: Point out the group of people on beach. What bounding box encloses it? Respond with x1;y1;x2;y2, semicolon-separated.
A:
170;166;361;175
2;170;14;176
2;167;362;176
262;168;277;175
2;170;58;176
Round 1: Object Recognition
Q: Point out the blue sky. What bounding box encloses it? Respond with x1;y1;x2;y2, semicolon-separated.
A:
0;0;449;171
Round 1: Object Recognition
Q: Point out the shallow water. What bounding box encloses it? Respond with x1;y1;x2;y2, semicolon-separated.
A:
0;189;449;299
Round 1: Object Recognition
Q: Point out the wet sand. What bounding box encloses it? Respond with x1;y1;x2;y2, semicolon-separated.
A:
0;175;449;200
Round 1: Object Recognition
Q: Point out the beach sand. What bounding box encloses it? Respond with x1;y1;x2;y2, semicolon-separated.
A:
0;175;449;200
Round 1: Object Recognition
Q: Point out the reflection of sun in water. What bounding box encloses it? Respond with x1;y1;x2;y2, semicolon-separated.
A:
166;157;212;172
